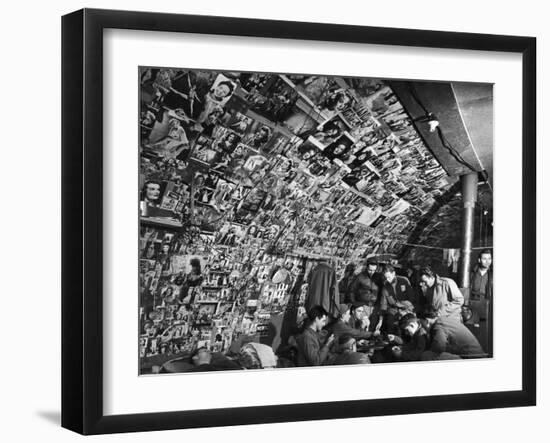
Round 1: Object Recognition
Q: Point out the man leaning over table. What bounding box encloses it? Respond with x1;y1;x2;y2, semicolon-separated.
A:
419;266;464;322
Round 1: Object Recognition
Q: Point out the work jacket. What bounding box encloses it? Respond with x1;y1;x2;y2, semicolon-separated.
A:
380;276;416;315
425;276;464;321
429;317;485;357
296;327;331;367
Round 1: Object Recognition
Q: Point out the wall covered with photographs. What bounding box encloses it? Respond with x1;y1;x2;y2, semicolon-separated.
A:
138;68;463;366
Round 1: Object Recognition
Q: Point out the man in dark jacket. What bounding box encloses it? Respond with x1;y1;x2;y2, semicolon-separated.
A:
421;313;485;360
468;249;493;355
349;259;382;305
379;264;416;334
470;249;493;301
338;263;356;304
349;259;383;330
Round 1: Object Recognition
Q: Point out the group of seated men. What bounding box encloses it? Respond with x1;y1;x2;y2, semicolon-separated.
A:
158;251;493;372
294;251;493;366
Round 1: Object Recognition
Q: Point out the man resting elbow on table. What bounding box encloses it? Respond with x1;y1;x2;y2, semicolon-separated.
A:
388;313;429;362
328;334;371;366
330;303;373;341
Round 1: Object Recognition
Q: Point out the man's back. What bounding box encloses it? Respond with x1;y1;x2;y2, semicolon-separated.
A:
331;350;370;366
431;317;485;357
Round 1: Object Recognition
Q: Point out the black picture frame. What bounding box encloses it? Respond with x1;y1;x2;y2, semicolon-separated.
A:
62;8;536;435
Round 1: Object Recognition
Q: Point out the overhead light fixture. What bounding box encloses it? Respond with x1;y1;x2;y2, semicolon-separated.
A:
428;118;440;132
415;112;439;132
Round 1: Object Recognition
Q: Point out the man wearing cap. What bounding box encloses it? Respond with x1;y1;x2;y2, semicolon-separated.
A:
330;303;373;340
389;313;429;362
420;312;485;360
419;266;464;322
349;259;383;330
379;264;416;334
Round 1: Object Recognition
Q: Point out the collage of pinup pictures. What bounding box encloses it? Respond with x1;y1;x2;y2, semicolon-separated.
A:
138;67;454;366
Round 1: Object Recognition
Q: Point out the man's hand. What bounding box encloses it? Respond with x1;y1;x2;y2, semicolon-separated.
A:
391;345;402;358
325;334;335;346
387;334;403;345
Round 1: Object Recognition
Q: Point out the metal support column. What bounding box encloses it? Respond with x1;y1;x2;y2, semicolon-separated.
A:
458;173;478;289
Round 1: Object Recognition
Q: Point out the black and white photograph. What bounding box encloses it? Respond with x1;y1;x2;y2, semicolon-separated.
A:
139;67;495;375
0;0;542;438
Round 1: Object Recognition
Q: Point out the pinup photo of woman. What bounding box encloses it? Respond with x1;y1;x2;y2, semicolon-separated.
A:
140;180;164;207
197;74;237;124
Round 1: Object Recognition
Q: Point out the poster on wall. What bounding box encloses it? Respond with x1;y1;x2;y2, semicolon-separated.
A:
138;66;495;376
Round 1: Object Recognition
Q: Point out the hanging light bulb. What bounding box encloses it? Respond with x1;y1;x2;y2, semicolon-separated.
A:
428;115;440;132
415;112;439;132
